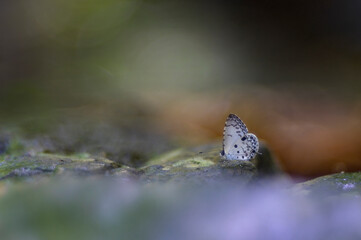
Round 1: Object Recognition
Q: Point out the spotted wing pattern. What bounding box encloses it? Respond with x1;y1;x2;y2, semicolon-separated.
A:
221;114;259;160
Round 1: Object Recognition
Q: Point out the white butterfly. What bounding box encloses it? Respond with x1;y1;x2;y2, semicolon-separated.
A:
220;114;259;160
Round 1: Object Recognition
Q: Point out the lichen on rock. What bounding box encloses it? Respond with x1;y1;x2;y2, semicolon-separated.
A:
294;172;361;197
0;128;281;185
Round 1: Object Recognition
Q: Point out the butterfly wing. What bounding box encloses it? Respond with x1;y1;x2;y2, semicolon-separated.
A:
221;114;259;160
222;114;248;149
244;133;259;160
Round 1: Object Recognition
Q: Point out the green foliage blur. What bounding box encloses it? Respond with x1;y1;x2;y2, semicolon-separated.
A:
2;0;361;122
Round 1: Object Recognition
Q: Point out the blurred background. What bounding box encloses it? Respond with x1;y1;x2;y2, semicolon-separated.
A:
0;0;360;178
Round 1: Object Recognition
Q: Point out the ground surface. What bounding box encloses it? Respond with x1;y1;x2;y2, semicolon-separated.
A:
1;127;361;240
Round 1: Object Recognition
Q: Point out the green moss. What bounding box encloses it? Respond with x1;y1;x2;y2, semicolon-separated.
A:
38;153;94;162
0;159;34;178
145;149;184;167
333;172;361;183
301;172;361;187
171;157;214;169
69;152;91;159
0;151;117;180
294;172;361;197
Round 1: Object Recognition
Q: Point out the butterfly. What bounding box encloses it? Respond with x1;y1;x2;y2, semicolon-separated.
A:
220;114;259;160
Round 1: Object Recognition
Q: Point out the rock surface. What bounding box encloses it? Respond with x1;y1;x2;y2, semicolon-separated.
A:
0;136;280;184
0;153;120;180
2;132;361;240
294;171;361;196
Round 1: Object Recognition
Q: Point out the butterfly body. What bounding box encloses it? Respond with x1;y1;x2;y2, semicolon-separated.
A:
221;114;259;161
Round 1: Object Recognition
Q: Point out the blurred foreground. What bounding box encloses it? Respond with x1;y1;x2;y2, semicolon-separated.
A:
1;175;361;240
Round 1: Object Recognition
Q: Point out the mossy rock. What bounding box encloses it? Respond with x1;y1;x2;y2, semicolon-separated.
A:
293;172;361;196
0;135;281;184
138;141;281;184
0;153;121;180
